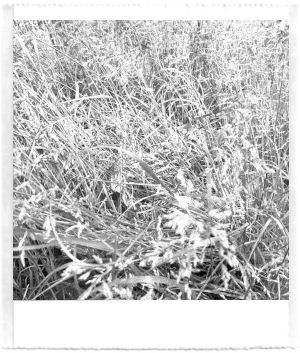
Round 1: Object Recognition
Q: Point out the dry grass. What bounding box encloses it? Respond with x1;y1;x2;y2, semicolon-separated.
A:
13;20;289;300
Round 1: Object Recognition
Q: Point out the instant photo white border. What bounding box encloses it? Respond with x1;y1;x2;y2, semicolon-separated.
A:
13;301;290;349
1;0;299;350
13;2;290;21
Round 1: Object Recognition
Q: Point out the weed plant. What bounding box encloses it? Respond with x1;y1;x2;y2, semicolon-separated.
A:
13;20;289;300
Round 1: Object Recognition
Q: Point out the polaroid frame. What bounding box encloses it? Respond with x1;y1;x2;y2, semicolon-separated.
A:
1;0;299;350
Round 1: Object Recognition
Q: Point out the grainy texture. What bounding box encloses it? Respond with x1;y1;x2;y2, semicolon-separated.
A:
13;20;288;300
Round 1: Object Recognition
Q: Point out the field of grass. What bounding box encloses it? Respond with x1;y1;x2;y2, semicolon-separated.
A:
13;20;289;300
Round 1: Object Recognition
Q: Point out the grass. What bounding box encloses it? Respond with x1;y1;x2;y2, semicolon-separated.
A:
13;20;289;300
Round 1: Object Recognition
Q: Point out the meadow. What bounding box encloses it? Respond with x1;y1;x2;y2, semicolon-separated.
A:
13;20;289;300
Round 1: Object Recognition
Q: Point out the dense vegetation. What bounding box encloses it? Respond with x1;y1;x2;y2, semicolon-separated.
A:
13;20;289;300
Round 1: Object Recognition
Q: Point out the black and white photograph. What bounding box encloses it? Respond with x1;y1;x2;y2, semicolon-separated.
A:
13;20;289;300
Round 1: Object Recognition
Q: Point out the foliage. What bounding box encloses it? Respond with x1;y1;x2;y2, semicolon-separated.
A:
13;20;288;300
